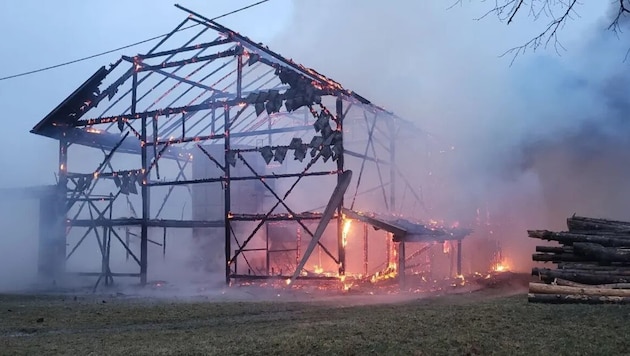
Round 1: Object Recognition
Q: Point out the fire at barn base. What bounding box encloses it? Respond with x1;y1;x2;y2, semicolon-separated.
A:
7;6;512;296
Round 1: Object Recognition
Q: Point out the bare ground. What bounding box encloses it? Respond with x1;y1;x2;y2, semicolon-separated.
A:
4;273;628;355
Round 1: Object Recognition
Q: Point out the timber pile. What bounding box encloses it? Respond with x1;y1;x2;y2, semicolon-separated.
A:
528;215;630;304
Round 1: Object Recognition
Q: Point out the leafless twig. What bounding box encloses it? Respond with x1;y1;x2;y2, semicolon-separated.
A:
500;0;578;65
450;1;630;63
608;0;630;33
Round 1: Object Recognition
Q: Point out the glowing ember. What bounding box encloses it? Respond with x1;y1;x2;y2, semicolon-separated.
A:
85;127;102;134
370;261;398;283
285;279;291;285
492;261;510;273
342;217;352;247
313;265;324;274
338;275;354;291
442;241;451;254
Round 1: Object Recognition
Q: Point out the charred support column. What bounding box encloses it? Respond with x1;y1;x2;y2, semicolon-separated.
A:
457;239;462;276
363;223;368;276
57;138;68;277
103;194;114;286
265;223;270;275
136;71;149;285
398;241;406;289
236;52;243;100
162;227;167;258
296;227;301;266
223;55;242;284
388;117;396;214
386;232;391;265
224;105;232;284
387;117;402;287
103;230;112;286
336;96;345;276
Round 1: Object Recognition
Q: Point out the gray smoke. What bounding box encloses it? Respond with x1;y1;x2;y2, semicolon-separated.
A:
267;1;630;271
514;6;630;225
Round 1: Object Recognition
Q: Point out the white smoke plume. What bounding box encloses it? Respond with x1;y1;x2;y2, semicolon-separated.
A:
268;1;630;271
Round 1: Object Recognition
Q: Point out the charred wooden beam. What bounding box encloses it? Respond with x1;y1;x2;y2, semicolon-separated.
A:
573;242;630;263
567;216;630;233
529;282;630;297
528;293;630;304
532;267;630;284
553;278;630;289
69;218;224;228
557;268;630;276
528;230;630;247
532;253;589;263
290;170;353;284
557;263;630;271
535;246;572;254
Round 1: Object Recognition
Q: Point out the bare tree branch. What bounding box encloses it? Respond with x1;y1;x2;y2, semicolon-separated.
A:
500;0;578;65
608;0;630;33
451;1;630;63
507;0;524;24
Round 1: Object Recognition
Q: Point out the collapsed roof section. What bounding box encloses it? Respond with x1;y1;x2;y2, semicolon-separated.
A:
343;209;473;243
30;5;424;158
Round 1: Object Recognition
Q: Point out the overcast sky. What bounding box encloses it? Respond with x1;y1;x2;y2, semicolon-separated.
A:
0;1;611;188
0;0;293;187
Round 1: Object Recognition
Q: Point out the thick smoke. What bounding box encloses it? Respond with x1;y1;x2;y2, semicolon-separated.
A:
0;199;40;292
513;8;630;224
269;1;630;271
2;2;627;292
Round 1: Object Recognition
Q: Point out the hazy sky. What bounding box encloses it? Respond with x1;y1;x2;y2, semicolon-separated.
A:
0;0;293;187
0;0;611;188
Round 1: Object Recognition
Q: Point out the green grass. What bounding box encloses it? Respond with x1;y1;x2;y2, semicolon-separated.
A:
1;292;630;355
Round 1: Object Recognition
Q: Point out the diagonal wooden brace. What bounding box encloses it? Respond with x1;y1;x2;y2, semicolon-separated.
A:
289;170;353;284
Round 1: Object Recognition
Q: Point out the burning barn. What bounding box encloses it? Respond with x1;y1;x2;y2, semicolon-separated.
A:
24;5;475;291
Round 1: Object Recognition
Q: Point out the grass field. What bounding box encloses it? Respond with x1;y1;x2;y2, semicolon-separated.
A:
2;287;630;355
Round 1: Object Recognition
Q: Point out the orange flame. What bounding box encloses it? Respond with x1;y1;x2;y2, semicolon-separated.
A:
442;241;451;254
492;260;510;273
85;127;102;134
342;218;352;247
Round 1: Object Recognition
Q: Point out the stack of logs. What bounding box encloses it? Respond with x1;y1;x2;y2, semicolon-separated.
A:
529;215;630;304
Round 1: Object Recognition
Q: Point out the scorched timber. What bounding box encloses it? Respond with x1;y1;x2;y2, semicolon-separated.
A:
69;218;225;228
567;216;630;233
529;282;630;297
572;242;630;263
528;293;630;304
557;263;630;271
553;278;630;289
556;268;630;276
527;215;630;303
532;253;590;263
535;246;573;254
528;230;630;247
532;267;630;285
